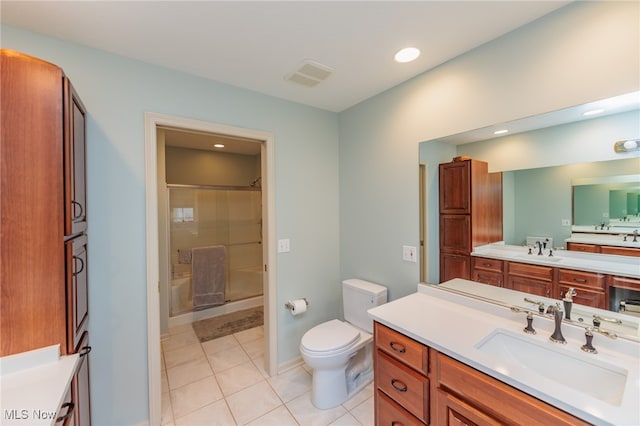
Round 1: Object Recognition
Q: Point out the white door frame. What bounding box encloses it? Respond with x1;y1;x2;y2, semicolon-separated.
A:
144;112;277;425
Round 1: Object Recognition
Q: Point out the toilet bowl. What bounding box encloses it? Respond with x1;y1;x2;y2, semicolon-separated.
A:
300;279;387;409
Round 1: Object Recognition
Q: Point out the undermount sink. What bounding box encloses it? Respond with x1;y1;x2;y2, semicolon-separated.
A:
513;254;563;262
475;329;627;405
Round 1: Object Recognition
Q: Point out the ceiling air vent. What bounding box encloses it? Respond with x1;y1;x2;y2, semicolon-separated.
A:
285;60;333;87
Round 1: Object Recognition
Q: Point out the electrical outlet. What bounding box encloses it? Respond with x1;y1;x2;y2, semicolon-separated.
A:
277;239;290;253
561;219;571;226
402;245;417;262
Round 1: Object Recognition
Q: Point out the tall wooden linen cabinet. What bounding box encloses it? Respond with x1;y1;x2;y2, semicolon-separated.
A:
1;50;91;425
439;159;502;282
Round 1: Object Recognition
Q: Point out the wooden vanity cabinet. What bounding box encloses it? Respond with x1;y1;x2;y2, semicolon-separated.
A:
557;269;606;309
567;242;640;257
471;257;504;287
1;50;91;424
566;242;599;253
374;322;589;426
506;262;554;298
439;160;502;282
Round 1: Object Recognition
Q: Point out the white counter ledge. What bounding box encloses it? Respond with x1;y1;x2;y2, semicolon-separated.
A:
368;282;640;426
472;242;640;279
0;345;79;426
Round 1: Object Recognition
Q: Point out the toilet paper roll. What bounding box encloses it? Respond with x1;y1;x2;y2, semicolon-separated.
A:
289;299;307;316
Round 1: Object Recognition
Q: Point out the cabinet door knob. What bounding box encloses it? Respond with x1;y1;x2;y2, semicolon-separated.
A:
389;342;406;353
80;345;92;357
55;402;75;423
390;379;408;392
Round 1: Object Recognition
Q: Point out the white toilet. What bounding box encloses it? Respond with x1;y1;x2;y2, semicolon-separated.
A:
300;279;387;409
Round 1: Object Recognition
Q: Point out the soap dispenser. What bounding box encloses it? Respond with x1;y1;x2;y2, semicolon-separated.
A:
563;288;577;320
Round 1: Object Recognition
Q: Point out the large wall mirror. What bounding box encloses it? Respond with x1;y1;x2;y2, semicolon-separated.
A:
573;174;640;229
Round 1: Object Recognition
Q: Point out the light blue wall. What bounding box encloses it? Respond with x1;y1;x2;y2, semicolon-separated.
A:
1;26;341;425
340;1;638;292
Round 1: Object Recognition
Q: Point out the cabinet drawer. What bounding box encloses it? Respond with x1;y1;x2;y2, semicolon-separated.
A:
376;390;425;426
472;269;503;287
507;276;552;298
566;242;599;253
375;323;428;373
600;245;640;257
558;269;605;291
472;257;503;273
376;350;429;423
609;275;640;291
558;284;605;309
507;261;553;281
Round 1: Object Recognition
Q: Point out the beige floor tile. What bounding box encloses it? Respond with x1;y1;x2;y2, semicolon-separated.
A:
168;323;196;336
163;329;200;352
164;342;206;369
267;366;311;403
286;392;347;426
240;338;265;360
341;383;373;411
208;345;250;373
348;397;373;426
161;369;170;394
251;356;270;378
234;326;264;344
216;361;265;396
174;399;237;426
226;381;283;425
202;334;240;355
246;405;299;426
329;412;362;426
167;358;213;390
171;376;224;419
161;392;174;425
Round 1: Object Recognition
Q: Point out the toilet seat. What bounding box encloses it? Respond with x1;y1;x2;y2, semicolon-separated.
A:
301;319;360;355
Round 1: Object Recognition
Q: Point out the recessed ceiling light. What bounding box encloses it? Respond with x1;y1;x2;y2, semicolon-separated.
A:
583;108;605;116
494;129;509;135
213;144;225;149
394;47;420;63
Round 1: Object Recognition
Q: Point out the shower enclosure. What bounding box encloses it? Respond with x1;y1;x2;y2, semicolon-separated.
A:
168;184;263;316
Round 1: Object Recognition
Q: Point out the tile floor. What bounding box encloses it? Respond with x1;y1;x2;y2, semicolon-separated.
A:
161;324;374;426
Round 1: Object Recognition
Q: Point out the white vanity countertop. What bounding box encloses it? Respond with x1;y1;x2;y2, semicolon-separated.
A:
472;243;640;278
573;225;640;235
368;280;640;426
0;345;79;425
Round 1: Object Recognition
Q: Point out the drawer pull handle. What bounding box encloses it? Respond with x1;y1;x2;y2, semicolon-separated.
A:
55;402;75;423
390;379;407;392
72;200;84;220
389;342;406;353
80;345;92;357
391;422;405;426
573;278;588;283
73;256;85;276
483;263;492;267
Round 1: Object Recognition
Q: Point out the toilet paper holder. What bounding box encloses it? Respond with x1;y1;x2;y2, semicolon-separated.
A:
285;298;309;311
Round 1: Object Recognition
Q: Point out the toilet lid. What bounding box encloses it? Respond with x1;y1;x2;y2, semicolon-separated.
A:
301;319;360;353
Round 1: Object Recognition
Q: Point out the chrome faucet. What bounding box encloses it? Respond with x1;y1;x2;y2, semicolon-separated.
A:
549;303;566;344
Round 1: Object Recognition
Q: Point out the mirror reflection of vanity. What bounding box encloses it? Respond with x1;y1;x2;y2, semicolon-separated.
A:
419;91;640;326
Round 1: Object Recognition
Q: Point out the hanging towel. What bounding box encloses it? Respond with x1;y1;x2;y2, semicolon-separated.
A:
192;246;226;309
178;248;192;264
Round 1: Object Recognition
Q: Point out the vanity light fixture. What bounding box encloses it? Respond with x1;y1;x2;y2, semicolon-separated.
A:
583;108;605;116
613;139;640;153
213;144;225;149
493;129;509;135
394;47;420;63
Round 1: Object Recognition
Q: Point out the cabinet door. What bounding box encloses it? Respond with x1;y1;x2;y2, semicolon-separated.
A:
64;78;87;237
436;389;501;426
507;276;551;298
472;269;503;287
440;215;471;253
376;390;425;426
558;284;605;309
66;235;89;352
439;161;470;214
72;332;92;426
566;243;598;253
55;386;75;426
440;253;470;282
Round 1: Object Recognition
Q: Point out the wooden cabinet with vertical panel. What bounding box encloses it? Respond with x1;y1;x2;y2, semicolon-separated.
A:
506;261;554;298
0;49;91;424
471;257;504;287
439;159;502;283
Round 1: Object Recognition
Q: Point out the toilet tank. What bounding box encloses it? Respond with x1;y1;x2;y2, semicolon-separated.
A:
343;279;387;333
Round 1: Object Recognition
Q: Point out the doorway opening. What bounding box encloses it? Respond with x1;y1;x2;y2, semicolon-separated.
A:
144;113;277;425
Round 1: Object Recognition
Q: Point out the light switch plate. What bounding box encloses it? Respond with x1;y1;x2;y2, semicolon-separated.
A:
278;239;290;253
402;245;417;262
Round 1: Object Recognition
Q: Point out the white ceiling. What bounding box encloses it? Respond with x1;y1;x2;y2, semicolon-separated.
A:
1;1;571;113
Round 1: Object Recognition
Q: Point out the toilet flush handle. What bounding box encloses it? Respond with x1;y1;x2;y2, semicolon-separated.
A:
389;341;406;353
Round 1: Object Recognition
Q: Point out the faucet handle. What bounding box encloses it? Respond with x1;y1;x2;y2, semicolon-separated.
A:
581;328;597;354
